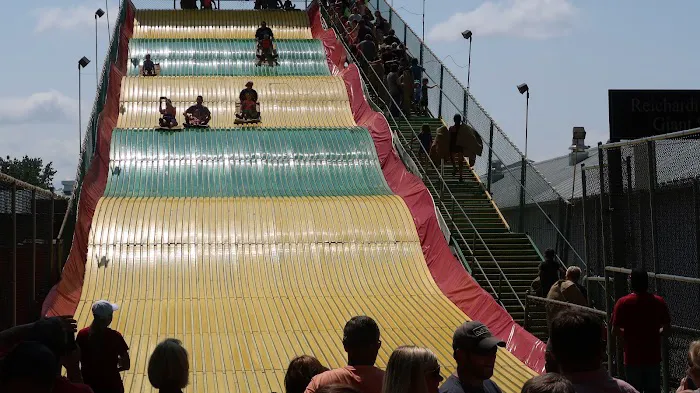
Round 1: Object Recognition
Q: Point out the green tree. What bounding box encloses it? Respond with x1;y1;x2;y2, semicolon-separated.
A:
0;155;57;189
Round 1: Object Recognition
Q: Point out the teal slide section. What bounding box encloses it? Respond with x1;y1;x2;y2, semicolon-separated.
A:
106;128;392;198
127;39;330;76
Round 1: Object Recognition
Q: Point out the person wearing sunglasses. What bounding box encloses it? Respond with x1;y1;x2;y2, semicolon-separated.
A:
439;321;505;393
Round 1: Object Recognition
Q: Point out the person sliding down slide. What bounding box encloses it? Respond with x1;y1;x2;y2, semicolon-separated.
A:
184;96;211;128
256;34;279;66
236;81;261;124
158;98;178;129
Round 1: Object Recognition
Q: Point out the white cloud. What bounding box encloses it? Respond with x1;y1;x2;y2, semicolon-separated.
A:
0;91;78;125
428;0;578;41
34;3;118;33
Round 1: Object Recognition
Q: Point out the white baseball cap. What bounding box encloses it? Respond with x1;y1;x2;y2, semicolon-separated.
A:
92;300;119;318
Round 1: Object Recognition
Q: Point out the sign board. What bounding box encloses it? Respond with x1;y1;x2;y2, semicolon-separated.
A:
608;90;700;141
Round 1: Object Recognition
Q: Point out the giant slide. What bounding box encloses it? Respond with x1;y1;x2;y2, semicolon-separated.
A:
43;4;543;392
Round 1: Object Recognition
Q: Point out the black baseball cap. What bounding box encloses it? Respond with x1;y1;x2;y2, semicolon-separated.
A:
453;321;505;352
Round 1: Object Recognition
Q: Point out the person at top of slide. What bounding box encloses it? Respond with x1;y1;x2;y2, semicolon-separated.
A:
256;21;274;41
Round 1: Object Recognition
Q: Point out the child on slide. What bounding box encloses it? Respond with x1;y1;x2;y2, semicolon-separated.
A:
158;98;178;128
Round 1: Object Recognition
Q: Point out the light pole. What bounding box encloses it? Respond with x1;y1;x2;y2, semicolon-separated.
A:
461;29;472;122
517;82;530;232
517;83;530;158
461;30;473;91
422;0;426;42
78;57;91;155
95;9;105;87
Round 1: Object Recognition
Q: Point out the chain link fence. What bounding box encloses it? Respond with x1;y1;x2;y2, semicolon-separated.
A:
0;174;71;329
131;0;311;9
579;130;700;387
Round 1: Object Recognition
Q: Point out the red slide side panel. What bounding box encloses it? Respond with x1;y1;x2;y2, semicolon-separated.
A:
308;2;545;372
42;3;136;318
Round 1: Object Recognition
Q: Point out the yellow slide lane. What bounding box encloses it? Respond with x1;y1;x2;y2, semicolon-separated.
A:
75;196;536;393
133;10;313;39
117;76;356;129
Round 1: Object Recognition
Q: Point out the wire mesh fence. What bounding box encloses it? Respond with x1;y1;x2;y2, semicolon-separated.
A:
0;174;70;330
131;0;311;9
367;0;585;271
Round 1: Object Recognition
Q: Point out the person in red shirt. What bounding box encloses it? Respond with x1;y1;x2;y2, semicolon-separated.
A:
76;300;130;393
612;268;670;393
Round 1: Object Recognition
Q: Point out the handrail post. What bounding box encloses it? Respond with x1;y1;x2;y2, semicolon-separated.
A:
519;156;527;232
11;182;17;327
31;189;37;314
440;159;445;201
438;65;444;118
471;231;477;266
403;23;407;45
486;120;494;193
388;8;392;26
524;292;530;329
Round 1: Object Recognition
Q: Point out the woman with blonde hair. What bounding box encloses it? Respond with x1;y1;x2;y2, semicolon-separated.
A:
382;345;443;393
148;338;189;393
678;340;700;393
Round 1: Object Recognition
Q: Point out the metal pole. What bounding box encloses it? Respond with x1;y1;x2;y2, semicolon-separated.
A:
486;120;494;193
403;23;407;45
438;65;444;118
78;66;82;157
519;156;527;232
95;16;99;88
463;90;467;124
467;36;472;91
524;290;530;329
604;268;613;374
421;0;425;42
597;142;608;269
581;163;590;298
50;191;56;281
440;159;445;201
647;140;659;289
524;91;530;158
11;183;17;326
625;156;634;262
31;189;37;312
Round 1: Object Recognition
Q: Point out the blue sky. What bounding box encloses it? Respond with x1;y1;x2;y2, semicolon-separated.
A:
0;0;698;187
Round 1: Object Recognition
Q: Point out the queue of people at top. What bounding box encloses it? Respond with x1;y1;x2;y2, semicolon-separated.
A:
179;0;299;10
2;302;698;393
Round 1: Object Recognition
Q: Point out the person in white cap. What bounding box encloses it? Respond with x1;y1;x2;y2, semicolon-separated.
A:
75;300;130;393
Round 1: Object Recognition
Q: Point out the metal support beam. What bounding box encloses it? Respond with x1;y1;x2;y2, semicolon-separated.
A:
581;163;589;278
647;140;659;288
50;191;56;281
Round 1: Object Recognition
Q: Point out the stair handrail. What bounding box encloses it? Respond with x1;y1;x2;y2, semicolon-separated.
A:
365;1;588;272
320;4;525;311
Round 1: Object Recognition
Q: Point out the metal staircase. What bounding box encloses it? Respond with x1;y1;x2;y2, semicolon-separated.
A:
386;114;548;338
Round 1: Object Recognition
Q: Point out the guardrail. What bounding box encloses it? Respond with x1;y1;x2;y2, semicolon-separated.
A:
367;0;587;271
320;3;523;311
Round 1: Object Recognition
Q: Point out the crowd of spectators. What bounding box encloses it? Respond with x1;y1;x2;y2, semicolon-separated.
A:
1;298;697;393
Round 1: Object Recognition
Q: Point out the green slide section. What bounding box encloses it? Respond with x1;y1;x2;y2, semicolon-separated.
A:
106;128;392;198
128;39;330;76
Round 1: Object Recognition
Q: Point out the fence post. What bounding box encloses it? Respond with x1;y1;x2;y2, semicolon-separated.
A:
403;24;407;45
519;156;527;232
31;189;37;313
419;44;424;66
604;268;613;374
376;0;380;10
49;191;56;281
486;120;494;193
438;65;444;118
625;156;635;262
388;8;392;26
11;183;17;327
440;159;445;201
647;140;659;289
597;142;608;269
